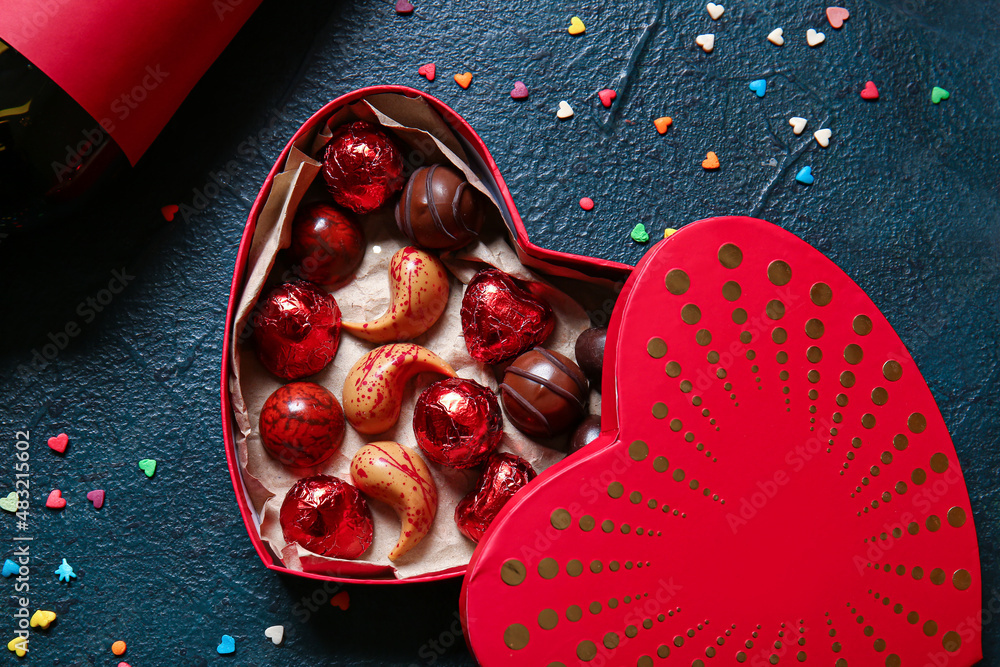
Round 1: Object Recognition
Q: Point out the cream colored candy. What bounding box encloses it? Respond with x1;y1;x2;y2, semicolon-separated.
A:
342;343;455;434
343;247;449;343
350;441;438;561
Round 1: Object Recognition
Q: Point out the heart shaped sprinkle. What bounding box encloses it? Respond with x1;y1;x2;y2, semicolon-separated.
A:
664;228;677;238
807;28;826;46
749;79;767;98
861;80;879;100
826;6;850;28
796;166;815;184
696;33;715;53
0;492;17;513
702;151;720;170
86;489;105;509
217;635;236;655
45;489;66;510
30;610;56;630
454;72;473;89
579;197;594;211
789;116;808;135
160;204;179;222
767;28;785;45
598;89;616;108
111;640;126;655
47;432;68;454
932;86;950;104
330;591;351;610
138;459;157;477
7;638;26;657
556;101;574;119
653;116;672;134
395;0;414;14
568;16;586;35
510;81;529;100
630;224;650;244
814;128;833;148
417;63;435;81
706;3;724;20
2;560;18;577
265;625;284;645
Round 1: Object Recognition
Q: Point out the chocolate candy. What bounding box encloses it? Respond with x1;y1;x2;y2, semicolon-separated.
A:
395;164;483;250
455;452;536;543
413;378;503;469
280;475;374;559
500;347;589;438
568;415;602;455
460;268;555;365
260;382;345;467
321;121;404;214
252;280;341;380
574;327;607;384
289;202;365;287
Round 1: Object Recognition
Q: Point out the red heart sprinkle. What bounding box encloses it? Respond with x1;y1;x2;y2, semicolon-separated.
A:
598;89;617;108
861;81;879;100
826;6;850;28
330;591;350;610
86;489;105;509
47;433;68;454
417;63;435;82
160;204;179;222
46;489;66;509
395;0;414;14
510;81;529;100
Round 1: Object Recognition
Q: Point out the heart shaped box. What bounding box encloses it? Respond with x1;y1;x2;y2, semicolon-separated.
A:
220;86;632;585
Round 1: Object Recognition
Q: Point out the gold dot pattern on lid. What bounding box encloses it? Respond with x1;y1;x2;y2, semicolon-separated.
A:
696;329;712;345
811;282;833;306
501;559;526;586
844;344;864;364
566;605;583;621
601;519;614;532
719;243;743;268
550;509;571;530
733;308;748;324
538;558;558;579
538;609;558;630
653;456;669;472
566;559;583;577
670;419;682;432
719;280;742;302
807;346;823;363
893;434;908;450
930;452;949;473
579;515;595;531
841;371;856;387
665;361;681;377
943;630;962;652
647;337;667;358
927;515;942;532
948;507;967;527
577;640;597;661
953;569;972;591
672;469;686;482
772;328;788;344
766;300;786;319
681;304;702;324
657;645;670;658
503;623;529;650
872;388;888;405
603;632;619;649
854;314;873;335
590;560;602;573
909;412;928;433
862;414;876;429
930;568;946;585
665;269;690;295
924;620;938;636
805;318;824;339
608;481;624;498
883;360;902;381
740;331;752;343
913;468;927;485
767;259;792;285
629;440;649;461
652;402;668;419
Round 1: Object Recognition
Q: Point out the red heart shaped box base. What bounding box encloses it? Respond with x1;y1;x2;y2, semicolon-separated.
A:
220;86;632;585
460;216;981;664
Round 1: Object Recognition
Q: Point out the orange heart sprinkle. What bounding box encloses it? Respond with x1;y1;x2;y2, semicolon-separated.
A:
702;151;720;170
654;117;673;134
454;72;473;89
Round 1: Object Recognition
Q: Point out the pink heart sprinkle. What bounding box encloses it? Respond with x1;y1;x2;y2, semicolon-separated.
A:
395;0;414;14
598;89;617;108
46;489;66;509
47;433;68;454
860;80;879;100
417;63;435;82
160;204;179;222
510;81;529;100
86;489;105;509
826;6;849;29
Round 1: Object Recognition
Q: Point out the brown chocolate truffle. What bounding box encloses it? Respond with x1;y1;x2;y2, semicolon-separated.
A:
574;327;607;384
395;164;483;250
499;348;589;438
568;415;602;455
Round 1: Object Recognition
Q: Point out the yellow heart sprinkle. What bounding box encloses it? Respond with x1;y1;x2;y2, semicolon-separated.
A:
7;637;27;657
30;610;56;630
568;16;586;35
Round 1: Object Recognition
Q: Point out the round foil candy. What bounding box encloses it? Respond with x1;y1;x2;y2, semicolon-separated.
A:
413;378;503;469
321;121;405;214
252;280;342;380
455;452;536;543
460;268;555;365
259;382;345;467
280;475;374;559
289;202;366;287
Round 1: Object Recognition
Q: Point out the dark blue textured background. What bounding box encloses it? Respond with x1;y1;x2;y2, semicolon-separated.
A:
1;0;997;664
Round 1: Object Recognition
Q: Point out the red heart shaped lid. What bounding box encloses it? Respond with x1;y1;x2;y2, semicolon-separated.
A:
461;216;982;667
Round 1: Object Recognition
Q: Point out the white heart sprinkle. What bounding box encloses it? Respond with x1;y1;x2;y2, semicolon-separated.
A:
767;28;785;46
789;117;808;135
706;3;724;20
264;625;284;645
807;28;826;46
814;128;832;148
556;101;574;119
696;34;715;53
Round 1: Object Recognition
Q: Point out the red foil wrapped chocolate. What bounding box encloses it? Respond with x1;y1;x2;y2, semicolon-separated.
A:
259;382;345;467
252;280;342;380
321;121;405;214
289;202;366;287
460;268;555;365
413;378;503;469
280;475;374;559
455;452;536;543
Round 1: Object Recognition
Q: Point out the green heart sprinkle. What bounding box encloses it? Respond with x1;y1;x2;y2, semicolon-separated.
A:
0;492;17;512
630;224;650;244
138;459;157;478
931;86;950;104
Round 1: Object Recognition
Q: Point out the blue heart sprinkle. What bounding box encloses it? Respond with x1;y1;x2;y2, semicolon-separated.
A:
217;634;236;655
749;79;767;98
2;559;18;577
796;166;815;185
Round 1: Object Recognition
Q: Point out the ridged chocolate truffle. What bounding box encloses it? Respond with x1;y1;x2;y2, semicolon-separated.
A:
395;164;483;250
499;348;589;438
